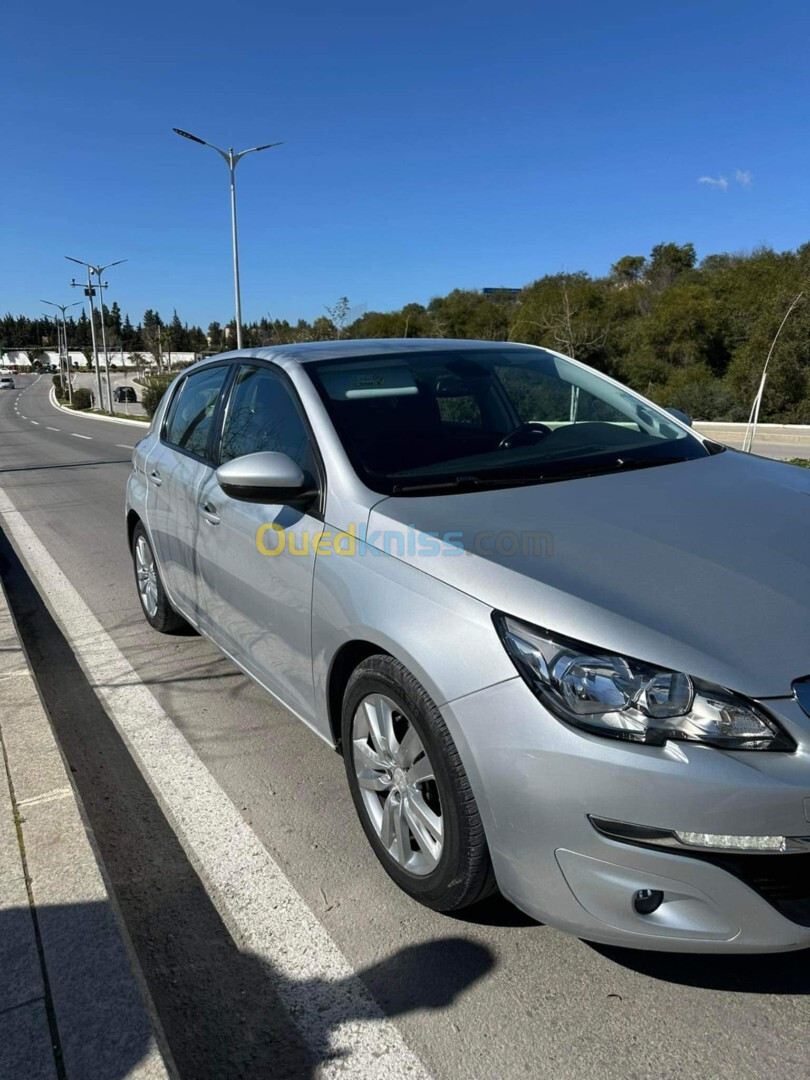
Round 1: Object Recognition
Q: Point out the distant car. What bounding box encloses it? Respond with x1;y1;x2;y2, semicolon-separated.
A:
114;386;137;403
0;376;15;389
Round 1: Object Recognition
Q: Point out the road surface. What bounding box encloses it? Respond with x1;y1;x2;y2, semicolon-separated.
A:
0;374;807;1079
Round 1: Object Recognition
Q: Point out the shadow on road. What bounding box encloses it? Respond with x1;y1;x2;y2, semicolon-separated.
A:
2;900;494;1080
0;528;495;1078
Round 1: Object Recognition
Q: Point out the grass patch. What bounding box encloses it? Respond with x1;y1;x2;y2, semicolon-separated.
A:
56;400;150;422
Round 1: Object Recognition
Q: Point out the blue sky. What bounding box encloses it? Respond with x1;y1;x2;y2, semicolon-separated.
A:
2;1;808;328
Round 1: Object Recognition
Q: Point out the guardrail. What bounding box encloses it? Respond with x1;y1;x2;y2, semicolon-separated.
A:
694;422;810;445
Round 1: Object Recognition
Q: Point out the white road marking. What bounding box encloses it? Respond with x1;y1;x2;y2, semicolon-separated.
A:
0;484;433;1080
116;444;135;450
30;420;39;425
71;433;92;440
46;427;60;432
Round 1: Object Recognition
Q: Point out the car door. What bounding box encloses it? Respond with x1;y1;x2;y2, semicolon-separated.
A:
144;363;231;622
195;362;322;722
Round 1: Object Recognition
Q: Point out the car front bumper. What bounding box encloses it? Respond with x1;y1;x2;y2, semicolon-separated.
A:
441;678;810;952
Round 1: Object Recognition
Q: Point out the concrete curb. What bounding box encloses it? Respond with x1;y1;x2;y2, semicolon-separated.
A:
0;576;172;1079
694;421;810;446
48;386;150;428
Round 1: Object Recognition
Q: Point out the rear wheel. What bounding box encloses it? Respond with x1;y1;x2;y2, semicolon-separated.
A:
131;521;186;633
342;654;496;911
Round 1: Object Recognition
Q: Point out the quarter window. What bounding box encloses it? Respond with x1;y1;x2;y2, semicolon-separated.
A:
164;366;229;457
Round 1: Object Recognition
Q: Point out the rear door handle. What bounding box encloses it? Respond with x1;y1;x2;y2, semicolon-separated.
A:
150;469;162;487
200;502;220;525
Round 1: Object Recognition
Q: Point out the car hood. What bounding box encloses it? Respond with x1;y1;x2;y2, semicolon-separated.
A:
367;452;810;698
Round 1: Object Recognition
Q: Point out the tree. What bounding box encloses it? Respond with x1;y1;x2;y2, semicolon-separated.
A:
647;242;697;290
611;255;646;286
207;321;225;351
324;297;351;338
142;309;164;368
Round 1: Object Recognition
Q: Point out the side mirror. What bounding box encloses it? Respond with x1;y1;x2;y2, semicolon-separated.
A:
216;451;314;505
665;406;692;427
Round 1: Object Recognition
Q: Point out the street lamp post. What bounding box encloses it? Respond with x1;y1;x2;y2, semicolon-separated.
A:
42;300;82;405
67;256;127;415
172;127;282;350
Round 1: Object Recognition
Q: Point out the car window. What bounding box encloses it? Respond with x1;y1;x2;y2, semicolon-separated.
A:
309;347;708;495
164;365;229;458
219;365;316;476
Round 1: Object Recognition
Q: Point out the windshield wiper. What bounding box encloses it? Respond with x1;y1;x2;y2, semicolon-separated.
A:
390;456;695;495
545;455;695;482
391;475;543;495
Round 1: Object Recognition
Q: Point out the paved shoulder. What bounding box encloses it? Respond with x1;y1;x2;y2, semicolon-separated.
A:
0;574;172;1080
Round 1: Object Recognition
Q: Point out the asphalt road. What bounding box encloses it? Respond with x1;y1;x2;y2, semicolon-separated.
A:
0;375;808;1079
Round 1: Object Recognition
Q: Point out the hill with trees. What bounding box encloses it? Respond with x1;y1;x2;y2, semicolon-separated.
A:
3;241;809;422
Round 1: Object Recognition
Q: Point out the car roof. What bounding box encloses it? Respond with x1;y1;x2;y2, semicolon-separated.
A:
190;338;538;372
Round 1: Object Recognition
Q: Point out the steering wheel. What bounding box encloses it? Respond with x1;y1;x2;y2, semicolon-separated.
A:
498;421;552;450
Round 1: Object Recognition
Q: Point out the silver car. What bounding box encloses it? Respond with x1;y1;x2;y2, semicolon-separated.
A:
126;340;810;952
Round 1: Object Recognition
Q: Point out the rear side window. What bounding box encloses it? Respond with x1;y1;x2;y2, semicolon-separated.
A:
164;366;229;458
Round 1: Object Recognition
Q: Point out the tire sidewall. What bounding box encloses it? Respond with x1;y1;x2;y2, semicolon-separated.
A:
131;522;180;632
341;656;484;910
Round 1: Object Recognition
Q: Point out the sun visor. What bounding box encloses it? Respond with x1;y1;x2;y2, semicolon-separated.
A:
319;364;419;400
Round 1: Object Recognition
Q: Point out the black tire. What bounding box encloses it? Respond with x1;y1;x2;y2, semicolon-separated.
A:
131;521;186;634
342;654;496;912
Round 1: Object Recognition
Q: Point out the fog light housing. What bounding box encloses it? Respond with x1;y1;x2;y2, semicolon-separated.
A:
633;888;664;915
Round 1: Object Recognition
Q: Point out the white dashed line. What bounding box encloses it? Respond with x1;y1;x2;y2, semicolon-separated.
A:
116;444;135;450
46;427;60;432
30;420;39;425
71;433;92;440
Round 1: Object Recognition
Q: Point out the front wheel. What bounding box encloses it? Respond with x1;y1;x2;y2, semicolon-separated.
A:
342;655;496;911
131;521;186;633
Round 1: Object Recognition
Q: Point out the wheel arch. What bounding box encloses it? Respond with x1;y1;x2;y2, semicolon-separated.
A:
126;508;142;551
326;639;391;752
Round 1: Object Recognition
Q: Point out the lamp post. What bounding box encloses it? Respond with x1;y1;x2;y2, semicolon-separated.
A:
172;127;282;350
67;256;127;414
42;300;82;405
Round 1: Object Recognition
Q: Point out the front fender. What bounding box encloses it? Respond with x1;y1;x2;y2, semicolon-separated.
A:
311;542;516;742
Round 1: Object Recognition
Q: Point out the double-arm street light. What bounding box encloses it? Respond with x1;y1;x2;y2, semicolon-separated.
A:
41;299;82;404
67;256;127;414
172;127;282;350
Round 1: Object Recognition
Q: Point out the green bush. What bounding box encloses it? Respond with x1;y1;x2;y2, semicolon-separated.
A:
141;374;174;419
51;374;64;397
72;387;93;410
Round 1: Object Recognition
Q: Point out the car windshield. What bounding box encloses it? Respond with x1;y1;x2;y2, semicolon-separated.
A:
308;347;711;495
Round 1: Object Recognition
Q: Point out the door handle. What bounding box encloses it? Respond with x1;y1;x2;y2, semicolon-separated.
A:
200;502;220;525
150;469;162;487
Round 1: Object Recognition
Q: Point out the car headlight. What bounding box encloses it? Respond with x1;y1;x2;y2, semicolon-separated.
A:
494;614;794;751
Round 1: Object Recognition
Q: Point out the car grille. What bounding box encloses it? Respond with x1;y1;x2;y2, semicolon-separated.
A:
702;852;810;927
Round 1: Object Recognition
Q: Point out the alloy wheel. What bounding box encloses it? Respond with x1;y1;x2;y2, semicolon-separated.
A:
135;535;159;618
352;693;444;876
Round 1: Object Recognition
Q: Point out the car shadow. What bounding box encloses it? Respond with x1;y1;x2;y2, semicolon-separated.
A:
450;891;542;928
586;939;810;994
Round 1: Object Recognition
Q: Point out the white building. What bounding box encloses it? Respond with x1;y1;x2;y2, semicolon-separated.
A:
1;349;198;370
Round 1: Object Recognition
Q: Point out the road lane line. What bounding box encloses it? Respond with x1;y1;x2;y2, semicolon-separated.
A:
30;420;39;425
0;484;433;1080
116;444;135;450
71;433;92;440
46;427;60;432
